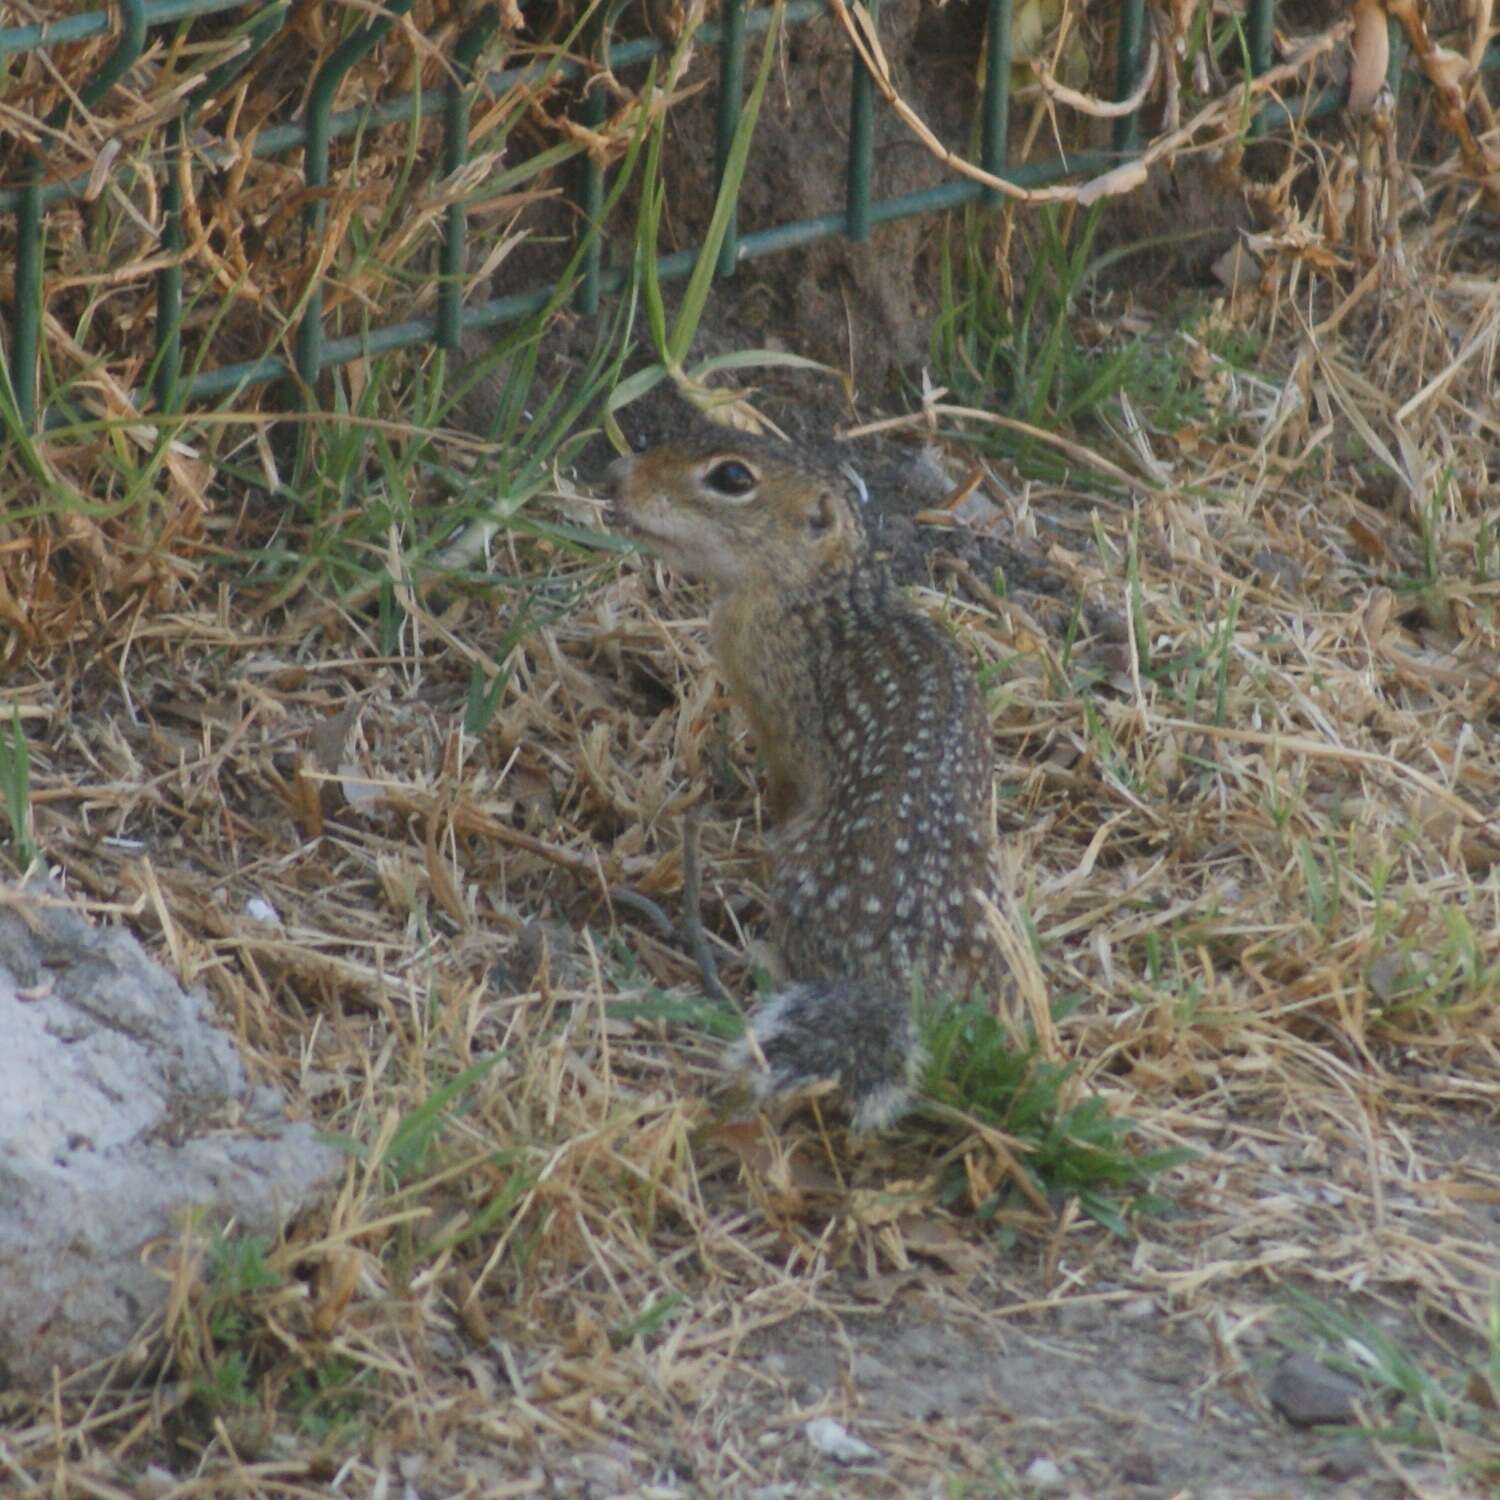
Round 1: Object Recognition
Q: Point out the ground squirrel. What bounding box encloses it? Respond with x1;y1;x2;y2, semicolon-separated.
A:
608;431;1000;1130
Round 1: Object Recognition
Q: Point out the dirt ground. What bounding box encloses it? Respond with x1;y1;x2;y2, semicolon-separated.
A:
9;321;1499;1495
715;1116;1500;1498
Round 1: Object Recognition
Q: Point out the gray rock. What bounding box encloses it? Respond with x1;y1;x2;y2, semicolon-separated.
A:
1268;1353;1364;1426
0;882;340;1387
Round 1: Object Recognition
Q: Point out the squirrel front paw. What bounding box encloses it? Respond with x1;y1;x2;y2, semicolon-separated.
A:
724;979;922;1133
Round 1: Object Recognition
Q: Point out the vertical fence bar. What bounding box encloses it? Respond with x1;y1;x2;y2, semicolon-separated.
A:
846;0;880;240
0;33;35;417
77;0;147;108
980;0;1013;206
1247;0;1274;77
439;7;500;352
297;0;417;385
1245;0;1275;139
574;3;606;316
156;2;290;408
714;0;746;276
12;177;43;429
1385;12;1406;101
9;0;147;428
1111;0;1146;154
156;115;186;410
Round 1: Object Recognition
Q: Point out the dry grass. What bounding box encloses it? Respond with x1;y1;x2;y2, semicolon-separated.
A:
3;7;475;371
4;4;1500;1497
5;242;1500;1492
0;0;582;649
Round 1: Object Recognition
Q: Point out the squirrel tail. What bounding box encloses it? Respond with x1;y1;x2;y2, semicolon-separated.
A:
724;979;922;1132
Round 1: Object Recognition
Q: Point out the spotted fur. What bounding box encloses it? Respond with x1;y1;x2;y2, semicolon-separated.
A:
610;431;1000;1130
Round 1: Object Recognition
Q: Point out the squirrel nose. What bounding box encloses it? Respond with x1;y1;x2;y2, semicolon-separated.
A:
605;454;637;497
604;454;639;529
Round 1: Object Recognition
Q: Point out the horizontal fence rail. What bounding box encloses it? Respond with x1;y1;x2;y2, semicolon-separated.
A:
0;0;1488;431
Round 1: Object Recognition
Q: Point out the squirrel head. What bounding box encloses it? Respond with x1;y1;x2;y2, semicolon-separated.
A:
607;435;868;592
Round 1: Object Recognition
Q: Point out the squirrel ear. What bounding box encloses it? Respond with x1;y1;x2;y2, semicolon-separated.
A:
807;490;840;536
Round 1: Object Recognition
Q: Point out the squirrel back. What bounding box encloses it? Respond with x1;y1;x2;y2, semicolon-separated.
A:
609;430;999;1129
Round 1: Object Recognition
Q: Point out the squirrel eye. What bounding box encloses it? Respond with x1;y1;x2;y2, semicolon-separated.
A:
704;459;757;497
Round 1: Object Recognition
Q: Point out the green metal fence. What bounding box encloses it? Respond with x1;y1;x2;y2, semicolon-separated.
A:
0;0;1438;432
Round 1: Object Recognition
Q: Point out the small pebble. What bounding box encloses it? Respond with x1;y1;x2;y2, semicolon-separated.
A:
1022;1456;1067;1492
805;1417;880;1464
1268;1353;1364;1426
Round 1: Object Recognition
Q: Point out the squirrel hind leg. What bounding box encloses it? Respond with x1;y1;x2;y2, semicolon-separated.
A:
724;979;923;1134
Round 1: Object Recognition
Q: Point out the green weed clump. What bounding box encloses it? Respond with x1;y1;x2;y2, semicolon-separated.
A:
169;1227;287;1423
616;954;1190;1234
921;997;1192;1233
929;203;1256;489
168;1224;376;1452
0;709;39;874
